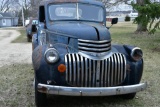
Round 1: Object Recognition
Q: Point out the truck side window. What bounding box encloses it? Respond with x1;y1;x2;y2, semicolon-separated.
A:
39;6;45;22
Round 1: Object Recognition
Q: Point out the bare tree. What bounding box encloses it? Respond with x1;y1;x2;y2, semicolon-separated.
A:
0;0;15;12
29;0;44;18
97;0;129;8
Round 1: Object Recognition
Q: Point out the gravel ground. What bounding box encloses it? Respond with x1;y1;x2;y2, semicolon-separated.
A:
0;29;32;67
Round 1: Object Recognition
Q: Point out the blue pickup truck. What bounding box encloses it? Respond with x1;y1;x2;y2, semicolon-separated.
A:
32;0;147;106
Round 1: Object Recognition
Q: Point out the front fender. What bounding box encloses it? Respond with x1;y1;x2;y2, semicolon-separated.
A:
112;44;144;85
32;45;49;84
32;44;68;85
32;34;38;50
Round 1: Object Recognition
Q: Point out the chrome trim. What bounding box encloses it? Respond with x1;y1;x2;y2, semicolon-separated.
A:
96;61;100;87
65;53;126;87
101;60;104;87
116;54;120;84
68;54;72;83
89;59;92;87
120;54;123;82
44;48;59;64
131;47;143;61
123;54;127;80
111;56;114;86
114;54;117;85
78;39;111;43
76;54;80;86
107;58;111;87
38;82;147;96
92;60;96;87
78;39;111;56
72;54;76;85
78;42;111;47
80;56;84;87
65;55;68;82
78;46;111;52
78;51;112;60
85;58;88;87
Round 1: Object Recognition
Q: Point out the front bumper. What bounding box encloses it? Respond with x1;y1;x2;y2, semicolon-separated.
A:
38;82;147;96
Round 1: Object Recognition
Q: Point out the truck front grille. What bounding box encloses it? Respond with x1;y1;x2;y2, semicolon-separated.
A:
78;39;111;53
65;53;126;87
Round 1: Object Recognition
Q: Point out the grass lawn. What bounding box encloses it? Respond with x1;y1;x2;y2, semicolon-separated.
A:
11;29;29;43
0;22;160;107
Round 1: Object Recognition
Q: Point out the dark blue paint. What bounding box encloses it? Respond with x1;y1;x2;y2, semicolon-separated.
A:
32;0;144;87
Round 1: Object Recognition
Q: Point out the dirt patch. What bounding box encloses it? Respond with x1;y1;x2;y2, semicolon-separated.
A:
0;29;32;67
152;47;160;52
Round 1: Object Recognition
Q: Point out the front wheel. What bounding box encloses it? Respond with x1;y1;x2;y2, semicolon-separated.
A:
27;36;31;42
35;77;47;107
121;93;136;99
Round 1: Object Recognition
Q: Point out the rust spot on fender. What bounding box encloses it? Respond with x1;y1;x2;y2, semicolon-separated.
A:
33;46;43;70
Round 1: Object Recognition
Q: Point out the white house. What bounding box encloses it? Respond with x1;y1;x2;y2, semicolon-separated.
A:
0;13;18;27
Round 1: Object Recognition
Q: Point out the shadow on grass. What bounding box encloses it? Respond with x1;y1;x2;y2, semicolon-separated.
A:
47;95;142;107
11;29;30;43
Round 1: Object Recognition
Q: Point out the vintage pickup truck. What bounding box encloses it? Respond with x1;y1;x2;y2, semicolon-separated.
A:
26;18;38;42
32;0;147;106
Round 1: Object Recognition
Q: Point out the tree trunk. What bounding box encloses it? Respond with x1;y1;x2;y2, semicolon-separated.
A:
136;22;148;32
136;0;148;33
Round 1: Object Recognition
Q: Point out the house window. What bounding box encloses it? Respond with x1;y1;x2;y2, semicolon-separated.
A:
3;19;6;23
2;19;6;26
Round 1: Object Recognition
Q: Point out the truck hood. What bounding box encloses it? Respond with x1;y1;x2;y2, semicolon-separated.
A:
47;22;111;41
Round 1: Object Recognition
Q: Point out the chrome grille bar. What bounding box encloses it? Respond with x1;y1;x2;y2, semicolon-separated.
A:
89;59;92;87
100;60;104;87
68;54;72;84
92;60;96;87
114;54;118;85
78;39;111;53
78;42;111;47
78;39;111;43
78;47;111;52
65;55;68;82
116;53;120;84
76;54;80;86
107;58;111;87
65;53;126;87
80;56;84;87
85;58;88;87
72;54;76;86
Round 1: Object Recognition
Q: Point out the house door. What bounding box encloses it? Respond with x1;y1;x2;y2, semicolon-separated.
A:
2;19;6;26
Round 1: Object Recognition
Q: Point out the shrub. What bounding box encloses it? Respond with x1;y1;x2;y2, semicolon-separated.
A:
125;15;131;21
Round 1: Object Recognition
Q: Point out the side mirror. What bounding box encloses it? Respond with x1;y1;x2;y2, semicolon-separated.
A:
32;25;37;33
111;18;118;24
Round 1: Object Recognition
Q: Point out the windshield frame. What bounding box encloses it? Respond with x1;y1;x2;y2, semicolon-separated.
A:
47;3;104;23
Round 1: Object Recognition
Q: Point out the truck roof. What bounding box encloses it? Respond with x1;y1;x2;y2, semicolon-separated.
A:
40;0;104;7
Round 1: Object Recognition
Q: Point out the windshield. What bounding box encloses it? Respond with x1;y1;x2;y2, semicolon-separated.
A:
32;20;38;24
48;3;104;22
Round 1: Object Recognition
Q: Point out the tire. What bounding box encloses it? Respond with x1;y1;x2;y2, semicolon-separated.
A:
27;36;31;42
121;93;136;99
35;77;47;107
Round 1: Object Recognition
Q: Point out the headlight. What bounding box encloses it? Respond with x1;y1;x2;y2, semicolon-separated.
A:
45;48;59;63
131;47;143;61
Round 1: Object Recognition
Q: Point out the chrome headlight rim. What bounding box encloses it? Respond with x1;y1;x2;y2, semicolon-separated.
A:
131;47;143;61
44;48;59;64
